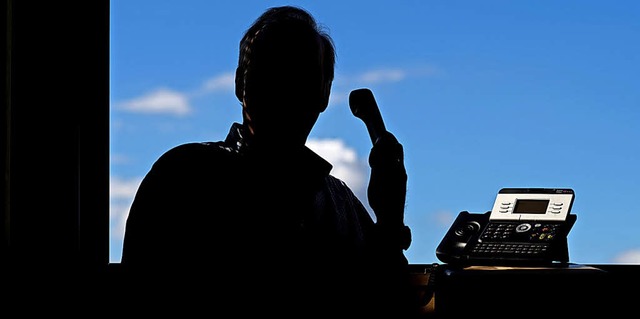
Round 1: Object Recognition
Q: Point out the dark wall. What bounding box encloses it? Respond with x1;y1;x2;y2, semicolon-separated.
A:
3;1;110;314
3;1;109;269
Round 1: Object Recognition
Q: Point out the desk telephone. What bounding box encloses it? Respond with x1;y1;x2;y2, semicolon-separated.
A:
436;188;576;266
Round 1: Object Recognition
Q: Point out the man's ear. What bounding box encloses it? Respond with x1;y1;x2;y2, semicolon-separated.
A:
235;67;244;102
318;81;331;112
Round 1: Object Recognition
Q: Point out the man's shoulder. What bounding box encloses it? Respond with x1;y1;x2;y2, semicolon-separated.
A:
325;175;351;192
154;141;237;167
325;175;363;206
167;141;233;155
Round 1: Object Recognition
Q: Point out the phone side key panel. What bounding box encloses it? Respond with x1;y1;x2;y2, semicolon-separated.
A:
435;211;489;265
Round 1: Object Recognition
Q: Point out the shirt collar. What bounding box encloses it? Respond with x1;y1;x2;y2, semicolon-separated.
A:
224;122;333;178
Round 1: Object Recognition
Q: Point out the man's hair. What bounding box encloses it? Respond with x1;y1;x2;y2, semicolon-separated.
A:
235;6;336;107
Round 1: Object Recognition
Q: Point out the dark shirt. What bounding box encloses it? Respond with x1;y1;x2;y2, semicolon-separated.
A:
121;122;412;316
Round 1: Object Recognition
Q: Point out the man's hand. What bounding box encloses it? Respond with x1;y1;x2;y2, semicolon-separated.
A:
368;131;407;227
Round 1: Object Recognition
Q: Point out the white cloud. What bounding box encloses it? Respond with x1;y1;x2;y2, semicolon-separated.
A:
613;249;640;264
433;210;456;228
357;68;406;84
110;201;132;242
333;64;441;92
119;88;191;116
110;153;131;165
109;176;142;256
201;72;235;93
109;176;142;262
110;176;142;199
306;138;368;200
328;89;347;107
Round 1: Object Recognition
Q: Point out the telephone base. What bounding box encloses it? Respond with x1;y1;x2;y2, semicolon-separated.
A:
436;211;576;267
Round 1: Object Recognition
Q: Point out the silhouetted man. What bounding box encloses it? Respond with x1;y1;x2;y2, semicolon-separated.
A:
121;5;413;317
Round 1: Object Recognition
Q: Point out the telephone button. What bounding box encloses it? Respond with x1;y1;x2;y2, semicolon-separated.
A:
515;223;532;232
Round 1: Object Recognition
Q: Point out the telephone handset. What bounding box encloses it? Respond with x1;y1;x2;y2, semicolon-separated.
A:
350;88;411;250
436;188;576;266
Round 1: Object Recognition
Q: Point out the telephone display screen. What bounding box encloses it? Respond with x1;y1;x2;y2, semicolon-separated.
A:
513;199;549;214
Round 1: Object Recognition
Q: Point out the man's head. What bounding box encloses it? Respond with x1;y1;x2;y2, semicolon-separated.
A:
235;6;336;147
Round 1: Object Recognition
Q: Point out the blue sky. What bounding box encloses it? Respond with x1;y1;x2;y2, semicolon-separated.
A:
110;0;640;264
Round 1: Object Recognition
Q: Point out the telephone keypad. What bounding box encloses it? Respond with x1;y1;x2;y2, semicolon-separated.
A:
470;242;549;256
470;221;561;258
